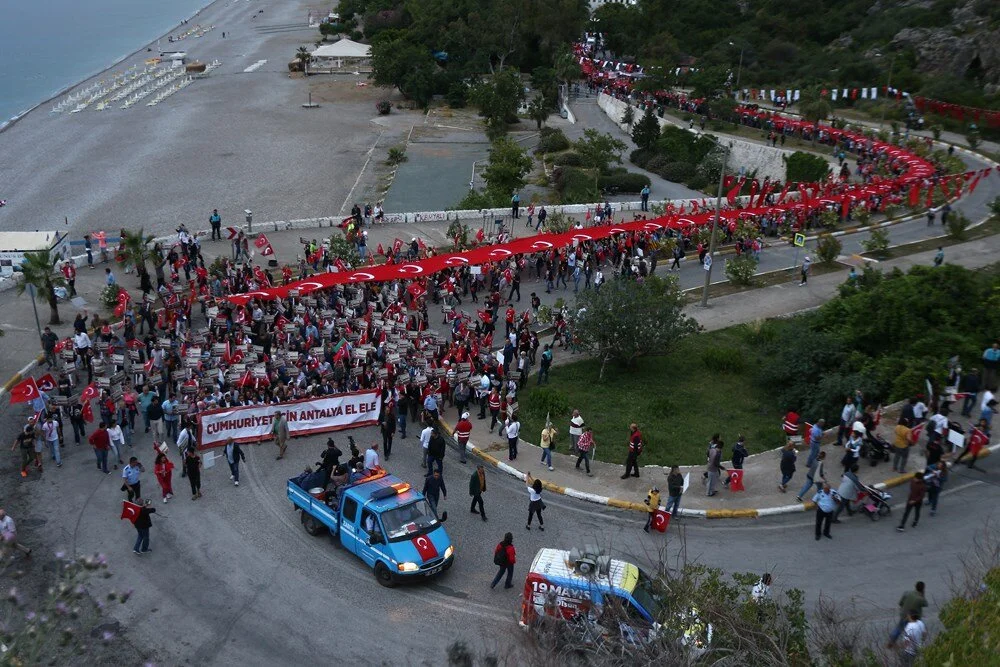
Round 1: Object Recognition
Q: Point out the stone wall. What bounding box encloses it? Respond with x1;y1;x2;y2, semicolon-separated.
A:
598;93;811;182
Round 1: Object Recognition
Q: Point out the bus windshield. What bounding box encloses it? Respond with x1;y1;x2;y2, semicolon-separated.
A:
380;500;439;542
630;569;663;622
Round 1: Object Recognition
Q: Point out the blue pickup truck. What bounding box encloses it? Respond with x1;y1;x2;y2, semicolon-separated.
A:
287;470;455;587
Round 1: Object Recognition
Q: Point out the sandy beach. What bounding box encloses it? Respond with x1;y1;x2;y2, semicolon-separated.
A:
0;0;408;239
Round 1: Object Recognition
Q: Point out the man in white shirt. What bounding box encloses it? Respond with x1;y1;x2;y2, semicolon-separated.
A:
41;415;62;468
420;424;434;469
0;508;31;556
837;397;856;446
900;613;927;666
364;442;380;471
569;410;585;453
505;416;521;461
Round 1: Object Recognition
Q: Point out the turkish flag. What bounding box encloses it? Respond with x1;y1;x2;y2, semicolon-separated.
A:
120;501;141;524
80;383;100;402
54;339;68;353
475;229;485;243
841;195;851;220
908;184;920;207
254;233;269;249
392;238;403;255
411;535;439;561
909;422;925;444
261;244;275;257
81;401;94;423
969;428;989;456
9;377;40;404
407;283;426;300
253;265;269;285
117;290;131;305
376;243;385;256
127;338;145;350
226;227;239;239
728;469;745;491
143;359;155;373
36;373;57;392
114;303;126;318
652;509;671;532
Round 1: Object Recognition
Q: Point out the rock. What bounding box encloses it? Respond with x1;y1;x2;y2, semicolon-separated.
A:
892;26;1000;87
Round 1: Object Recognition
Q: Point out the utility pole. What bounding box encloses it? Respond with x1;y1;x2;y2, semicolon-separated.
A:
701;145;731;308
879;52;896;129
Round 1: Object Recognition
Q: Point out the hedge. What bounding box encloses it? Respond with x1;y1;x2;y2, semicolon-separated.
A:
598;171;651;193
785;151;831;184
537;128;570;154
659;161;696;183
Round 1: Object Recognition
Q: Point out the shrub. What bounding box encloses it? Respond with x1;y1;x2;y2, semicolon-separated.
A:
785;151;831;184
659;161;696;183
685;174;710;191
446;82;467;108
629;148;654;168
375;100;391;115
554;166;599;203
946;211;971;240
100;285;124;310
815;234;842;265
853;207;872;226
701;346;746;374
883;204;900;219
386;147;407;165
598;171;651;194
819;209;840;229
537;128;570;154
552;151;584;167
645;154;671;174
724;254;759;286
860;228;891;258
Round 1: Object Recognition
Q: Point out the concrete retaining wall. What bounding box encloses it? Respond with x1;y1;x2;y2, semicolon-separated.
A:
597;94;796;182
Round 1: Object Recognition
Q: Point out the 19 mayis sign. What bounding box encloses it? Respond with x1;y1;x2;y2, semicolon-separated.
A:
198;391;380;447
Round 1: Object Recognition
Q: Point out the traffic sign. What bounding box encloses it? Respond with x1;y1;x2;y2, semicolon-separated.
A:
793;233;806;247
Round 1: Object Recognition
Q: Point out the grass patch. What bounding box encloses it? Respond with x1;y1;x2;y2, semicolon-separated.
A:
517;327;785;466
859;216;1000;260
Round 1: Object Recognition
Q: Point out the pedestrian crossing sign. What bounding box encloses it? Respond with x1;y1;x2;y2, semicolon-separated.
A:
793;233;806;247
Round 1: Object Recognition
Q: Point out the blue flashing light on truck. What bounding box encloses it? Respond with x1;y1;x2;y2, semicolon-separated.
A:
287;469;454;587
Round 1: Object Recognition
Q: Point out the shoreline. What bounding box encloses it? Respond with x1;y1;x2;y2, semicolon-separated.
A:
0;0;222;135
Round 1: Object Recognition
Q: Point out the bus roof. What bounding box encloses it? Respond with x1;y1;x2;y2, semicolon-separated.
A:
529;548;639;595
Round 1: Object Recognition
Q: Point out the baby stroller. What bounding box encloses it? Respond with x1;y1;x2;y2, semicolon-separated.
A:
848;482;892;520
864;432;892;466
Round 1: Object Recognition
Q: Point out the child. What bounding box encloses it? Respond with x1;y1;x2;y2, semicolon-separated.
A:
643;486;660;532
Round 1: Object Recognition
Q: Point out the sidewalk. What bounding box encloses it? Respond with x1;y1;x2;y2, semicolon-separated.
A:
437;233;1000;517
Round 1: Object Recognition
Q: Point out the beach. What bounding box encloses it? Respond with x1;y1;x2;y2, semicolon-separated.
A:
0;0;405;239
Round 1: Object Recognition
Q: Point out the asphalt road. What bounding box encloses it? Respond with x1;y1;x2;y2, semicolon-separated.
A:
8;411;997;665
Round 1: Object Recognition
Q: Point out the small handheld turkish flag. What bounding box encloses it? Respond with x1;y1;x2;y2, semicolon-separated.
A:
80;383;100;402
909;422;926;444
261;244;275;257
121;501;141;524
728;469;745;492
411;535;439;561
254;233;269;249
9;377;40;404
36;373;57;392
969;428;989;456
81;401;94;423
653;508;671;532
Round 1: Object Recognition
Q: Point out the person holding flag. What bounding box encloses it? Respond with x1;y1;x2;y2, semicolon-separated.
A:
953;417;990;469
642;486;660;532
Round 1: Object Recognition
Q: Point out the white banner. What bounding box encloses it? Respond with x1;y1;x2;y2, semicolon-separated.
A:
198;391;380;447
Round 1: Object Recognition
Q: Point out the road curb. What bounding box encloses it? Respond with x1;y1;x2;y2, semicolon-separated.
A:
439;413;1000;519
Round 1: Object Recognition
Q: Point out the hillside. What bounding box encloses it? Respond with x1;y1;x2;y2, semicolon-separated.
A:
594;0;1000;106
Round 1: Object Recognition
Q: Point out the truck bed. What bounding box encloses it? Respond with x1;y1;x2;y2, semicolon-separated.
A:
287;481;340;532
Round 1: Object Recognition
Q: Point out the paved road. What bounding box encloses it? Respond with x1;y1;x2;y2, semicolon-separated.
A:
8;411;997;665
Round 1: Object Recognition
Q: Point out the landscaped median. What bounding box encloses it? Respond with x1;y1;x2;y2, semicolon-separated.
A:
440;414;1000;519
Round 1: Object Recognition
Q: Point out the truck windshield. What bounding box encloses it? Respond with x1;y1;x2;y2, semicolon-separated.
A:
630;569;662;622
380;500;439;542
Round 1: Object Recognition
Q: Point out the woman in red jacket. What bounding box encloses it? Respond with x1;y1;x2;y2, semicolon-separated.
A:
153;451;174;503
490;532;517;590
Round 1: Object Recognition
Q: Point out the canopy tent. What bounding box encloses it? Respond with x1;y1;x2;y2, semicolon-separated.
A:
312;39;371;59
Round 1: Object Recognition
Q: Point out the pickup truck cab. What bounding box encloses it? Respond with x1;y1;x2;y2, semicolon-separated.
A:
288;470;454;587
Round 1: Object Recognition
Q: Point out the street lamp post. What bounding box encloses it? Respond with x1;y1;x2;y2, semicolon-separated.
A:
729;41;745;96
700;144;731;307
878;52;896;129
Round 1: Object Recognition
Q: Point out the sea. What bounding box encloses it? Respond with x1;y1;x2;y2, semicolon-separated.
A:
0;0;212;126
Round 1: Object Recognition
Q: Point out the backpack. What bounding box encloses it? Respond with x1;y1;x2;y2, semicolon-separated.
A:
494;544;508;566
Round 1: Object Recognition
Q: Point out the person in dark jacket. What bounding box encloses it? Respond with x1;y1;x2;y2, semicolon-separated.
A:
779;442;797;492
724;435;749;488
897;472;927;531
666;466;684;515
422;470;447;512
490;532;516;589
185;447;202;499
133;498;156;555
469;465;487;521
427;429;446;473
224;437;246;486
318;439;342;484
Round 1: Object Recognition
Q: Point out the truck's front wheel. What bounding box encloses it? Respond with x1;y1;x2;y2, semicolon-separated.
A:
300;511;323;536
374;561;397;588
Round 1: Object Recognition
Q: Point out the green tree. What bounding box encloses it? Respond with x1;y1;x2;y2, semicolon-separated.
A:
529;66;558;107
799;89;833;125
482;136;533;201
621;104;635;133
470;69;524;140
295;46;312;72
923;568;1000;665
17;251;66;325
632;106;661;150
528;97;550;129
785;151;831;184
117;228;156;286
688;65;728;98
574;275;700;379
326;235;361;266
573;129;626;173
553;50;580;87
370;30;438;106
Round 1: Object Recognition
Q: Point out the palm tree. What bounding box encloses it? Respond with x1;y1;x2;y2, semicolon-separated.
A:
18;250;65;325
528;97;549;130
118;228;155;278
296;47;312;73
